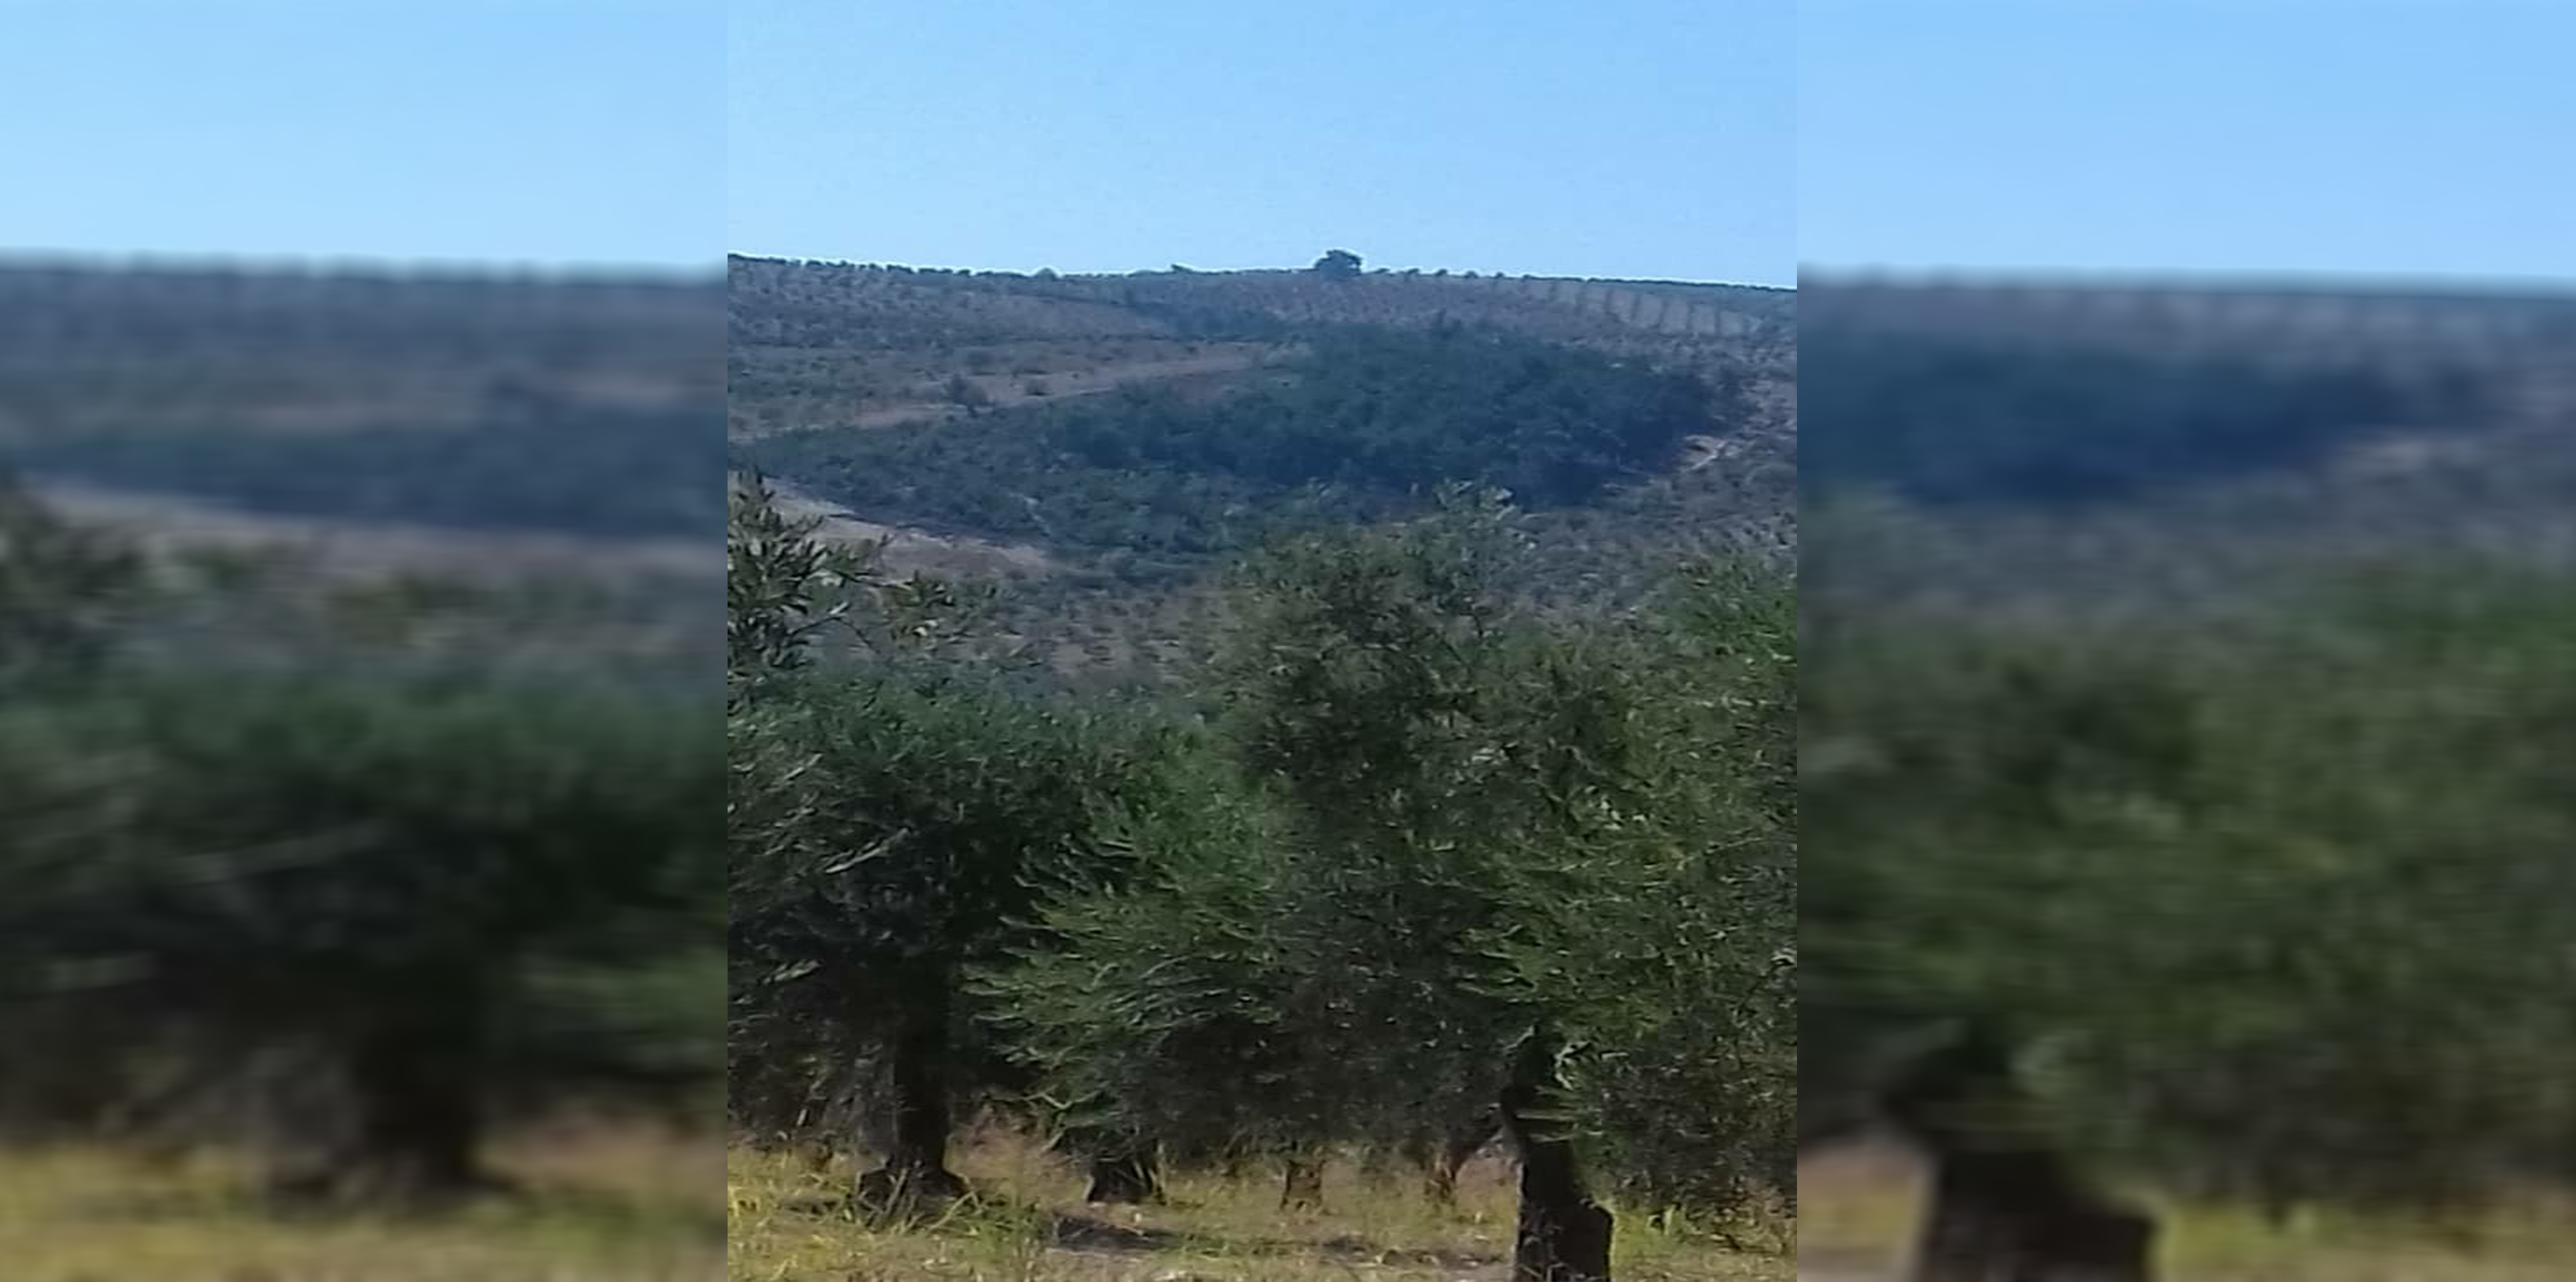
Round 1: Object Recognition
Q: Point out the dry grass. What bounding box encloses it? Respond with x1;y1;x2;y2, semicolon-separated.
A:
0;1124;723;1282
1794;1143;2576;1282
728;1129;1787;1282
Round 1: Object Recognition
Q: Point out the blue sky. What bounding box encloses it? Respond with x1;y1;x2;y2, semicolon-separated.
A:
1;1;719;272
1801;0;2576;284
729;1;1794;286
24;2;2544;287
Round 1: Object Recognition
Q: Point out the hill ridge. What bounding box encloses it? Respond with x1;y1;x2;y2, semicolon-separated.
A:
728;255;1791;343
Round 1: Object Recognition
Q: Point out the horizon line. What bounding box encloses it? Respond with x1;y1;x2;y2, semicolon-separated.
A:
728;250;1792;290
2;248;723;286
1803;261;2576;299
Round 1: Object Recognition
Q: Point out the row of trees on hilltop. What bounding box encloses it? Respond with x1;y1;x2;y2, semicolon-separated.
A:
726;253;1762;351
0;265;713;371
0;474;721;1207
727;478;1793;1281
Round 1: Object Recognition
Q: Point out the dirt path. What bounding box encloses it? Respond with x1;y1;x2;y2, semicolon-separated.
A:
763;477;1063;578
1795;1260;1887;1282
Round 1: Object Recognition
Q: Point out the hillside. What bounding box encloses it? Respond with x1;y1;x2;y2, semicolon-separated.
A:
0;258;725;678
0;260;717;439
1799;277;2576;1282
1799;271;2576;620
728;254;1796;686
728;257;1792;348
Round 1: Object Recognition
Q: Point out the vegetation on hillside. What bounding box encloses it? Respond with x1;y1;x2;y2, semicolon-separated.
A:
727;482;1793;1281
0;262;725;1280
743;326;1727;559
7;401;726;538
1800;281;2576;1282
1;477;722;1208
1803;567;2576;1274
724;254;1793;697
0;262;719;438
0;261;723;542
1799;327;2478;507
727;254;1792;351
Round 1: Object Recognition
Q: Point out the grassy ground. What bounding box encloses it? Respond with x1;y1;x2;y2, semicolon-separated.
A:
0;1124;724;1282
1795;1144;2576;1282
728;1129;1789;1282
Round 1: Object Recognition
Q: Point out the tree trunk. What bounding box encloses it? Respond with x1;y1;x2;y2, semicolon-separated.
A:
1913;1149;2155;1282
1049;1122;1161;1204
278;977;498;1208
854;973;968;1215
1892;1030;2156;1282
1426;1107;1499;1206
1085;1145;1162;1204
1424;1146;1461;1207
1280;1154;1326;1210
1768;1132;1800;1216
1498;1028;1613;1282
800;1133;839;1172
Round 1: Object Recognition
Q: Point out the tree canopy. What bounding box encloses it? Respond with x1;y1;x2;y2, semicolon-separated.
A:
1803;567;2576;1222
1312;250;1364;279
0;478;722;1205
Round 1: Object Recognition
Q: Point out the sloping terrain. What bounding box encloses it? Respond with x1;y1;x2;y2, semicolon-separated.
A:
0;258;725;678
1799;276;2576;1282
728;337;1293;442
729;257;1792;347
1800;272;2576;621
0;260;717;438
728;255;1795;686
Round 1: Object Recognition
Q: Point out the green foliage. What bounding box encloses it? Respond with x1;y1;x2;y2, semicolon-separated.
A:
46;673;709;960
979;505;1796;1214
1483;560;1797;1212
942;373;993;414
727;472;1004;693
726;671;1192;1167
728;472;869;698
745;327;1715;557
723;260;1794;1233
0;484;721;1180
1312;250;1364;280
0;471;148;686
1802;570;2576;1212
981;505;1541;1167
732;675;1168;979
974;754;1347;1160
1;669;721;1154
1800;329;2470;507
725;477;1186;1149
5;402;725;537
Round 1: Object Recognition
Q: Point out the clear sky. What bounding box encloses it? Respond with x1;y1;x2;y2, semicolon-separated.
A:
1801;0;2576;285
0;0;719;273
729;1;1794;286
